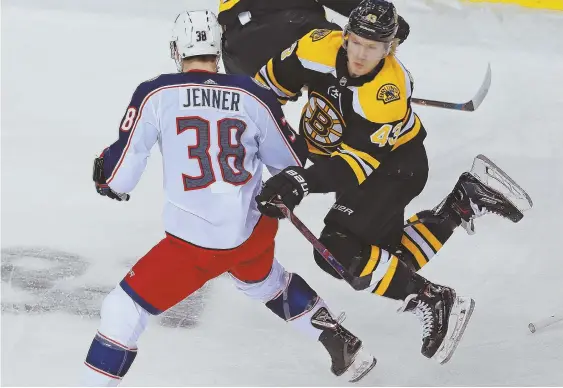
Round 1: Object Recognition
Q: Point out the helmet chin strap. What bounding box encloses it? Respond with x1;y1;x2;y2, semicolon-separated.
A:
215;55;222;72
170;41;182;72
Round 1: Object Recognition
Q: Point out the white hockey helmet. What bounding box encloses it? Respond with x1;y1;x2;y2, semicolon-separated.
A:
170;10;222;72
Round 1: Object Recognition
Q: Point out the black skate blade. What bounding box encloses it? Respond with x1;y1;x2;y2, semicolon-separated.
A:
470;154;533;214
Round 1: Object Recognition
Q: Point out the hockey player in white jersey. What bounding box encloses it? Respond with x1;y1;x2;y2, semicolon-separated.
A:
83;10;376;385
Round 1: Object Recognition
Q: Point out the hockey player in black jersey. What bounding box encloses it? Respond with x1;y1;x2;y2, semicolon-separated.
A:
255;0;532;364
218;0;409;75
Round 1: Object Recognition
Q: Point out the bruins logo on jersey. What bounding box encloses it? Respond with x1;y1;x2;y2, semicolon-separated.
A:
377;83;401;104
301;92;346;150
310;29;331;42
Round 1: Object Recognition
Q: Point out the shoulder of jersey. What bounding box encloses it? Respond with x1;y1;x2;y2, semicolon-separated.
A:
132;73;202;100
213;73;278;103
130;72;277;107
354;56;412;123
295;29;342;69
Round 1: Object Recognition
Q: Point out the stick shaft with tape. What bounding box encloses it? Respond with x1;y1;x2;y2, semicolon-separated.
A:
528;314;563;333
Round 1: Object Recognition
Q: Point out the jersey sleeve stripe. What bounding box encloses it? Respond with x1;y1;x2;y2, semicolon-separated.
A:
339;148;374;176
298;58;335;74
258;66;283;98
254;73;268;88
403;108;415;130
259;108;303;167
106;94;155;183
330;151;367;184
265;60;297;98
396;58;413;99
341;143;381;170
392;114;421;151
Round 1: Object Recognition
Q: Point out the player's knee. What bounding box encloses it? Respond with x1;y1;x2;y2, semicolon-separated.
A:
232;258;288;303
314;225;369;278
99;285;149;345
265;272;318;322
232;259;319;322
84;286;149;381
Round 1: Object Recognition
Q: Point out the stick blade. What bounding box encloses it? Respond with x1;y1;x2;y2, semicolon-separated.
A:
464;62;492;111
412;63;492;112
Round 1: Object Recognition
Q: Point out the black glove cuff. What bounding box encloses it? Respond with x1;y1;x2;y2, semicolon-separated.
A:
93;157;107;184
282;166;310;197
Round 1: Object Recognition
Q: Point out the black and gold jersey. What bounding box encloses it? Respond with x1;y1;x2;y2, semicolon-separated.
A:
218;0;325;27
256;29;425;191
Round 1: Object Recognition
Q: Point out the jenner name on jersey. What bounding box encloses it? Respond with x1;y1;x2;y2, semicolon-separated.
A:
183;86;241;112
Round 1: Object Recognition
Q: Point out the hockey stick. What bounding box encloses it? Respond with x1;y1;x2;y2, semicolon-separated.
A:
528;314;563;333
275;203;374;291
412;63;491;112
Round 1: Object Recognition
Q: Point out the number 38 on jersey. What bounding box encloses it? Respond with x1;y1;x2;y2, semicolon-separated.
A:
177;116;251;191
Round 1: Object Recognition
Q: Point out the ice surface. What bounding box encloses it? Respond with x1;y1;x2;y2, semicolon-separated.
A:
2;0;562;385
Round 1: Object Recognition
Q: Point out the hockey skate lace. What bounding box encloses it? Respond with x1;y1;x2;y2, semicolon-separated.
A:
333;312;357;344
413;301;434;340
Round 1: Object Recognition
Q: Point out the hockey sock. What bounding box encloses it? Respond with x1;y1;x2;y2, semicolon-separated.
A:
356;247;426;301
82;286;149;386
400;210;456;270
84;332;137;385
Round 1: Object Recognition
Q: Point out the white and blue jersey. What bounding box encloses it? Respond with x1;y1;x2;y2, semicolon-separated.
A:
102;71;307;249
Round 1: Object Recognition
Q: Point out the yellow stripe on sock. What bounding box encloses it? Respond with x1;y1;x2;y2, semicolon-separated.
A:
401;234;428;269
360;246;381;277
409;214;443;252
374;255;399;296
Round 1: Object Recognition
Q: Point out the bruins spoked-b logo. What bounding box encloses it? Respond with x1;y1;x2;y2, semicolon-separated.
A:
301;92;346;150
310;29;331;42
377;83;401;104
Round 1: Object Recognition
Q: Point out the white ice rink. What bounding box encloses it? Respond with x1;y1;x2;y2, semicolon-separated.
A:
2;0;563;385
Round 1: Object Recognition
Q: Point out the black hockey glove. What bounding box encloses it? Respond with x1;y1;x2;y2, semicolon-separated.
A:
396;15;410;45
256;167;310;219
93;157;130;202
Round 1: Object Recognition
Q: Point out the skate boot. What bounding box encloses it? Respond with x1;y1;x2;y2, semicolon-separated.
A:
311;307;376;383
398;278;475;364
435;172;524;235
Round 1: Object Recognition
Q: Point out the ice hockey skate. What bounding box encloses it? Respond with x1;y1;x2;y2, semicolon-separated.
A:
311;307;377;383
435;154;533;234
398;281;475;364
